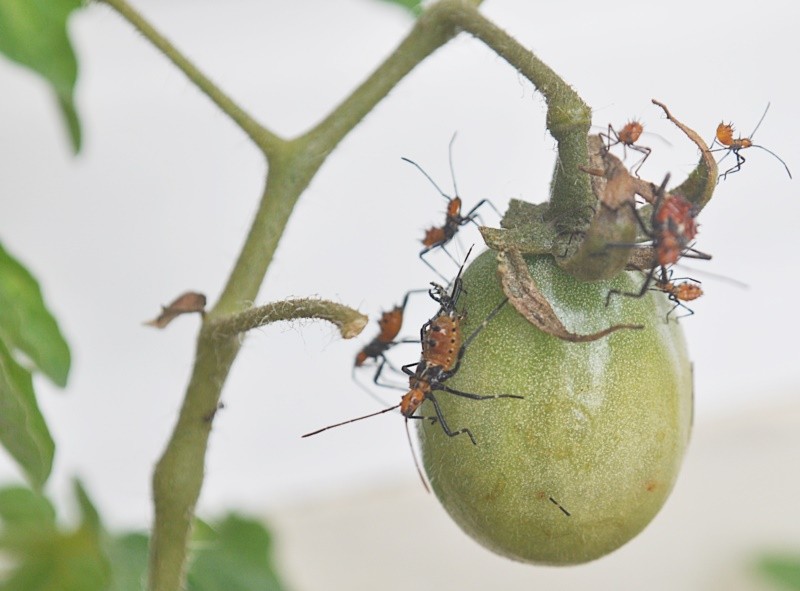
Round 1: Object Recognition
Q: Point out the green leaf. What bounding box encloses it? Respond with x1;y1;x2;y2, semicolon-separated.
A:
0;341;54;489
758;554;800;590
0;497;288;591
105;533;148;591
0;486;56;532
73;479;102;533
0;0;84;151
103;514;288;591
0;240;70;387
0;484;111;591
376;0;424;17
186;514;287;591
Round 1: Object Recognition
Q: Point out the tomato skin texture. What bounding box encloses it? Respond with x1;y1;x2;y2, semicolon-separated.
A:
418;251;693;565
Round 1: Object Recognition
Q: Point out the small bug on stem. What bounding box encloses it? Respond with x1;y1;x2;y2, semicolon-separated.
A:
600;120;652;177
403;135;501;282
606;174;711;311
651;269;703;321
709;103;792;181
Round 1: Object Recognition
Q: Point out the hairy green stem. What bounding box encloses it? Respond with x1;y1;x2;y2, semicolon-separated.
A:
210;298;368;340
448;7;593;222
213;0;463;317
99;0;280;153
101;0;599;589
149;329;239;591
99;2;489;590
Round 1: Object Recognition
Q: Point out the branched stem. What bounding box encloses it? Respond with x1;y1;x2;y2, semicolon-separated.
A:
448;7;593;221
98;0;281;153
98;1;596;590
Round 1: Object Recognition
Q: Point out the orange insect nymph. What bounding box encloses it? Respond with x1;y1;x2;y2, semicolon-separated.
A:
353;289;426;371
377;307;404;343
652;275;704;320
421;315;462;371
710;104;791;180
673;282;703;302
403;135;499;281
600;119;651;177
618;120;644;145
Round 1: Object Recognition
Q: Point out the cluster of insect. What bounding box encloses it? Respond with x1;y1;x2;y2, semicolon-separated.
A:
303;141;539;495
604;170;709;320
304;105;789;497
603;103;790;318
605;103;791;182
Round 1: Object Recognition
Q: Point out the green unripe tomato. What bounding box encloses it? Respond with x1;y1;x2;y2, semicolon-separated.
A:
419;250;693;565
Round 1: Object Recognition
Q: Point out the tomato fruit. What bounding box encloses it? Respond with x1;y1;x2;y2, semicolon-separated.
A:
418;250;693;565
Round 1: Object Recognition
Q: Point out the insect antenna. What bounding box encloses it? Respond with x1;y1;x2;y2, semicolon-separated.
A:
401;157;452;203
447;131;460;197
750;145;793;179
302;403;401;438
748;102;771;140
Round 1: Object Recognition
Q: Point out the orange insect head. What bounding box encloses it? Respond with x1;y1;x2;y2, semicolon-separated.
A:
401;383;429;418
354;350;369;367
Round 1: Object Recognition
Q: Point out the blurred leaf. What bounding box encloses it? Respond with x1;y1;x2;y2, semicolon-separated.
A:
0;241;71;387
186;513;287;591
0;341;54;489
105;533;148;591
0;0;84;151
0;486;56;532
759;555;800;590
104;513;287;591
0;484;110;591
376;0;424;17
73;479;101;533
0;490;287;591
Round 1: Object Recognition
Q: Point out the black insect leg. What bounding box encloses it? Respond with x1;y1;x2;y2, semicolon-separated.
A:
425;392;476;445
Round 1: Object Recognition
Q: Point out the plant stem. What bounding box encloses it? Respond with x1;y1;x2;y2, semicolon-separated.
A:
98;0;280;153
101;1;596;590
447;6;593;223
99;2;480;590
149;328;238;591
209;298;368;340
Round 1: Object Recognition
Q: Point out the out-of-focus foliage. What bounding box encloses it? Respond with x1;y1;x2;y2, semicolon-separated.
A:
0;483;287;591
0;0;84;151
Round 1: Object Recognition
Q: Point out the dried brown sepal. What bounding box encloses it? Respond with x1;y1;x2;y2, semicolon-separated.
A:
582;136;651;210
554;136;646;281
625;246;657;271
651;99;717;210
144;291;207;328
497;248;642;342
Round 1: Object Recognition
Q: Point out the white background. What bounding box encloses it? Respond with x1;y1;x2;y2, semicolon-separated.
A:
1;0;798;587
